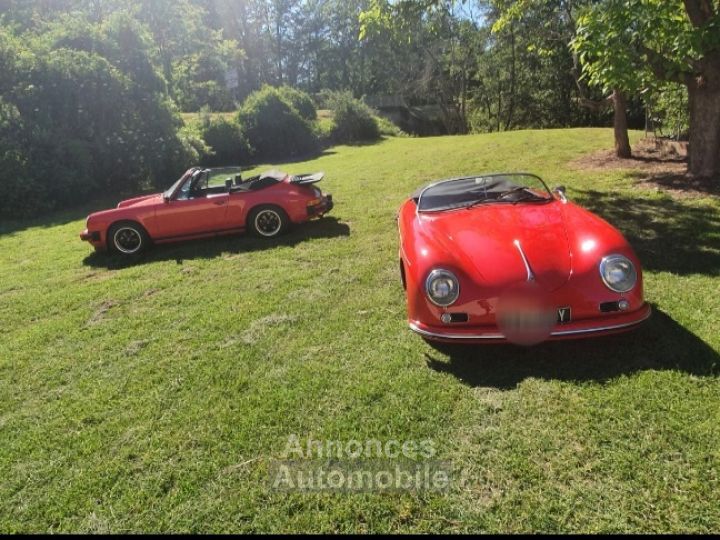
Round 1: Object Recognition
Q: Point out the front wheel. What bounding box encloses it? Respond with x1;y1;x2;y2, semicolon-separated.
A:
248;205;289;238
108;221;149;257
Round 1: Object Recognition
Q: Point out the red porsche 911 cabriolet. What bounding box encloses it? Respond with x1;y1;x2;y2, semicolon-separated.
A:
80;167;333;257
398;173;651;345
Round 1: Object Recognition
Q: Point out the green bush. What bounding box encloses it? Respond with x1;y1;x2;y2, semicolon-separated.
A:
314;116;335;145
178;123;212;165
0;18;199;219
325;91;381;144
237;86;320;161
196;112;247;166
277;86;317;122
375;114;407;137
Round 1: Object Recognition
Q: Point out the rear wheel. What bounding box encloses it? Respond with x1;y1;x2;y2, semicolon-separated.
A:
108;221;149;257
248;205;289;238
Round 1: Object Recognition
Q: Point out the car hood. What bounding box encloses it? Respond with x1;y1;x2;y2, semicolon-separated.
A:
418;201;571;291
116;193;163;208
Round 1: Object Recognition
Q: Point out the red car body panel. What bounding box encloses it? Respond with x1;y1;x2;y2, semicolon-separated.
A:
80;169;332;250
398;182;650;344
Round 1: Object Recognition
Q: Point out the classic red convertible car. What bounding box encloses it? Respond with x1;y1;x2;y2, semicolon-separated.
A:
81;167;333;256
398;173;651;345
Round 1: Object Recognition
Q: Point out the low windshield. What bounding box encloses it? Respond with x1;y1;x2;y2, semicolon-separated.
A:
163;169;195;199
417;173;552;212
163;167;248;200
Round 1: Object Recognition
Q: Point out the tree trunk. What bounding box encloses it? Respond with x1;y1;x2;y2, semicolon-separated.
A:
504;24;516;131
276;18;283;85
612;88;632;158
686;63;720;178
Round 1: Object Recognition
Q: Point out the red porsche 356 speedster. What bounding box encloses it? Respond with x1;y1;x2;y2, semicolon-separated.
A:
398;173;651;345
80;167;333;257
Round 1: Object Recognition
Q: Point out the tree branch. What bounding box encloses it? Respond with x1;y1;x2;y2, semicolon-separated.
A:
641;45;692;85
576;94;613;112
569;48;613;111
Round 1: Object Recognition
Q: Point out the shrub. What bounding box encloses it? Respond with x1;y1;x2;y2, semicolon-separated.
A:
314;116;335;145
196;112;247;166
178;123;211;166
277;86;317;122
375;114;407;137
237;86;320;161
0;18;199;219
325;91;380;143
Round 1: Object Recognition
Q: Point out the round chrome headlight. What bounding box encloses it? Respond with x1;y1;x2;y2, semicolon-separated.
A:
425;269;460;307
599;254;637;293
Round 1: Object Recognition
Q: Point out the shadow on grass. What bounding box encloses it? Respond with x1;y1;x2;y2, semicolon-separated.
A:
425;307;719;390
628;171;720;198
82;216;350;269
0;195;128;237
574;189;720;276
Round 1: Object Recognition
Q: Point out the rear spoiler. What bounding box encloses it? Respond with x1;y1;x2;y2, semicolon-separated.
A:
290;172;324;185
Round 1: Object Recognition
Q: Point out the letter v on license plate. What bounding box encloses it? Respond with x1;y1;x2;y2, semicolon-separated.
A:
557;306;571;324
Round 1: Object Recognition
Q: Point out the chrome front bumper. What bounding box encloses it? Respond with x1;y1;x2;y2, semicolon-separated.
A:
409;304;652;342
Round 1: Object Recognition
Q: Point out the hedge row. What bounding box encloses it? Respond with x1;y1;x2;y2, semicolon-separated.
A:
195;87;387;167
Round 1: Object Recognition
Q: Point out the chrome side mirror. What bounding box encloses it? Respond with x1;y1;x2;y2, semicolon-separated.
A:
553;185;567;203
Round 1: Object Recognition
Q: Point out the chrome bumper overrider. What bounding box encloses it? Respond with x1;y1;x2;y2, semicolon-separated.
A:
409;305;652;341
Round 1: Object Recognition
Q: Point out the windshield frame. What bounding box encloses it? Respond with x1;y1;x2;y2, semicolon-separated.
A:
163;168;199;200
416;172;553;213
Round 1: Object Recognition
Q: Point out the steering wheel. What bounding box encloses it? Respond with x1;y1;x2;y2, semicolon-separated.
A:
497;186;528;200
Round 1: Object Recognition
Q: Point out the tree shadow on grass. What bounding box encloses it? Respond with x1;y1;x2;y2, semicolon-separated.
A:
0;195;129;237
82;216;350;269
573;189;720;276
628;170;720;198
425;307;719;390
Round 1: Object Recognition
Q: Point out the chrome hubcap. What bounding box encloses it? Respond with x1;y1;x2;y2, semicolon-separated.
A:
255;210;282;236
114;227;142;254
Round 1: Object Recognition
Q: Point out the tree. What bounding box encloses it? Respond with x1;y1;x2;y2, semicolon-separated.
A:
0;13;199;218
492;0;634;157
360;0;483;133
649;0;720;178
574;0;720;177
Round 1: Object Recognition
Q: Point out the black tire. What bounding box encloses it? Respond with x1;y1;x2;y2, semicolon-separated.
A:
248;205;289;238
107;221;150;257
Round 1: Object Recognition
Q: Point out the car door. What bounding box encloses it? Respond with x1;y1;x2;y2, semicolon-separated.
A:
154;171;230;240
156;193;229;239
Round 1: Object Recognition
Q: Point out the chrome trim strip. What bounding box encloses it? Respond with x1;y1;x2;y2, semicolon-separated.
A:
409;306;651;340
513;239;536;282
410;321;505;340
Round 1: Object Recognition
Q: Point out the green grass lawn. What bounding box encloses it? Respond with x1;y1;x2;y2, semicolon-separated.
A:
1;129;719;533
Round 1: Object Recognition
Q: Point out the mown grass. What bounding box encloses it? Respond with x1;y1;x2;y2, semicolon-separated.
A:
0;129;718;533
